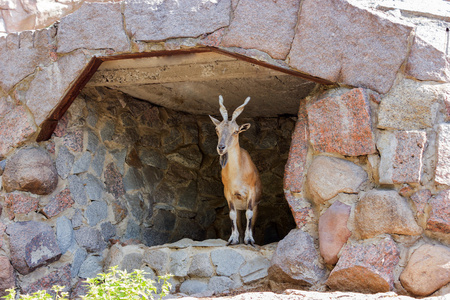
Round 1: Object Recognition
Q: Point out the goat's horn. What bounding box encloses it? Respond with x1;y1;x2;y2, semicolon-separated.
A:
232;97;250;121
219;95;228;121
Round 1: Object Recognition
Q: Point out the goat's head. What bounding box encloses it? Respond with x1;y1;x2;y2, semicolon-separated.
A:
209;95;251;163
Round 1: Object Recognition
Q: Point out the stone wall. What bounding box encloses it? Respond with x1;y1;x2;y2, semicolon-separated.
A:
0;0;449;298
281;82;450;296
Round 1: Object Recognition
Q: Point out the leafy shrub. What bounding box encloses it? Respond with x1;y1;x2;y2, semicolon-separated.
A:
3;266;172;300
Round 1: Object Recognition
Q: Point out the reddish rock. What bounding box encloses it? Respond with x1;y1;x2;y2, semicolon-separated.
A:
2;147;57;195
57;2;129;53
63;129;83;152
283;102;308;193
21;264;71;295
269;229;326;286
435;124;450;186
399;185;414;198
406;36;450;83
222;0;301;60
289;0;412;94
284;192;313;228
26;50;89;126
426;190;450;234
355;190;422;239
400;244;450;296
307;88;376;156
112;200;128;224
0;28;53;92
5;192;39;220
6;221;61;275
199;28;226;47
0;222;6;248
105;163;125;199
410;189;432;216
326;236;400;293
0;106;36;159
306;156;367;205
53;114;69;138
0;256;15;297
377;130;426;184
0;95;14;117
124;0;230;41
41;188;74;218
319;201;351;265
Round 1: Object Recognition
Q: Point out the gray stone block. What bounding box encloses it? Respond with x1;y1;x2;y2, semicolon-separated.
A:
188;253;214;277
100;222;116;241
74;226;107;253
68;175;87;206
126;193;145;222
56;146;74;179
91;146;106;177
123;167;145;192
71;208;84;228
169;249;190;277
72;152;91;174
56;216;74;255
211;248;245;276
84;173;103;201
71;247;87;277
179;279;208;296
208;276;235;294
85;200;108;226
78;255;103;279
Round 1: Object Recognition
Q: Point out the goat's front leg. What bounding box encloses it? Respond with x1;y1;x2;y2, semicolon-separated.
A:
244;204;257;246
227;203;240;245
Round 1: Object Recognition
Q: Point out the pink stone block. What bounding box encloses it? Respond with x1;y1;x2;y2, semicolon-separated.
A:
307;88;376;156
435;124;450;186
41;188;74;218
427;190;450;234
410;189;431;216
326;236;400;293
319;201;351;265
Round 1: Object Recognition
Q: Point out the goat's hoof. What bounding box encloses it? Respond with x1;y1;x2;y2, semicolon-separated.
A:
227;238;239;246
244;238;255;247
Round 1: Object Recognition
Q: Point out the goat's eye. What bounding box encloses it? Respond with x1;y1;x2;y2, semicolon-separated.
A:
233;131;238;135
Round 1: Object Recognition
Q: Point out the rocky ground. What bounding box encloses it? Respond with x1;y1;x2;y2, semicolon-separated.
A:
171;289;447;300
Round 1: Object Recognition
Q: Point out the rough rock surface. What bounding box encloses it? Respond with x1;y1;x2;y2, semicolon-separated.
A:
2;147;57;195
0;106;37;158
289;0;412;93
307;88;376;156
435;123;450;186
6;221;61;275
319;201;351;265
410;189;431;217
283;102;308;193
25;50;89;126
378;79;442;130
377;130;426;184
21;264;71;295
306;156;367;205
4;192;39;219
124;0;231;41
406;36;450;83
57;2;129;53
355;190;422;239
426;190;450;234
400;244;450;296
269;229;326;286
0;29;54;92
326;236;400;293
0;256;15;297
221;0;300;60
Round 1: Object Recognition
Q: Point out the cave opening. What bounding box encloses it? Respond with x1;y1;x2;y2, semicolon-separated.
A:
48;50;318;246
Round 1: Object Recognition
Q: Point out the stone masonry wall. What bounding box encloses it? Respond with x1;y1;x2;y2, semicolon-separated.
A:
0;0;449;298
281;82;450;296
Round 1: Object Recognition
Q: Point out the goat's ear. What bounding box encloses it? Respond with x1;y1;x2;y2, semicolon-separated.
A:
239;123;251;133
209;115;221;126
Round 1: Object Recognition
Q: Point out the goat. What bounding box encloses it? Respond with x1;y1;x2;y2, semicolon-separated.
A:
209;95;262;246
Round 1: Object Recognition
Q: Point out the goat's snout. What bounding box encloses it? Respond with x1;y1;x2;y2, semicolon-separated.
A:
218;144;226;152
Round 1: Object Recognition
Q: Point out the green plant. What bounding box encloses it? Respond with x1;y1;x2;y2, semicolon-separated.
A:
3;266;172;300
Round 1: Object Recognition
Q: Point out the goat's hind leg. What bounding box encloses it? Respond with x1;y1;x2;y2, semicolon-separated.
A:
244;204;257;246
227;203;240;245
